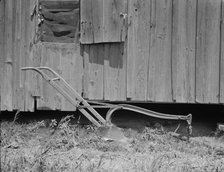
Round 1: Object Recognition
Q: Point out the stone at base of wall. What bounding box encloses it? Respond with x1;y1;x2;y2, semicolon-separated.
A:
217;123;224;131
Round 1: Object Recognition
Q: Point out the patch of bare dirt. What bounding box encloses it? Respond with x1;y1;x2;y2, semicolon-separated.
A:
1;116;224;172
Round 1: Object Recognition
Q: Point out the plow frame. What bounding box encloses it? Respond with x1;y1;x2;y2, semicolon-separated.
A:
22;67;192;136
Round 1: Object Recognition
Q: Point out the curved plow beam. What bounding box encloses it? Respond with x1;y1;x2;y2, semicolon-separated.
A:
106;104;192;136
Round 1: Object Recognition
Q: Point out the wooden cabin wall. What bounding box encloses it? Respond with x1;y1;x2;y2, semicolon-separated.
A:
34;43;83;111
82;43;127;101
0;0;83;111
1;0;41;111
81;0;224;104
1;0;224;112
0;0;39;111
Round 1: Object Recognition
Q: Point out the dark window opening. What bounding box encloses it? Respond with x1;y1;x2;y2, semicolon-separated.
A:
38;0;79;43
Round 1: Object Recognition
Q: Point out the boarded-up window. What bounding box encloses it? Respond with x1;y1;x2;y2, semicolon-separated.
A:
38;0;79;43
80;0;127;44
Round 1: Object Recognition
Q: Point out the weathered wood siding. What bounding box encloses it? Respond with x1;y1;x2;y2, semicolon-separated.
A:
196;0;221;103
148;0;173;102
35;43;83;111
172;0;196;103
127;0;150;100
80;0;127;43
221;1;224;103
0;0;39;111
1;0;224;112
0;0;5;107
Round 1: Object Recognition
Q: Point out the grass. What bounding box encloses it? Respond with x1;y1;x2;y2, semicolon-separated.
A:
1;115;224;172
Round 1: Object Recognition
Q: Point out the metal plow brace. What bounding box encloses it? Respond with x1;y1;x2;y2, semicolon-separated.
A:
22;67;192;141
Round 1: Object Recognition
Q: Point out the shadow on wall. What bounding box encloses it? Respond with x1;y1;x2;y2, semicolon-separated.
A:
81;42;125;68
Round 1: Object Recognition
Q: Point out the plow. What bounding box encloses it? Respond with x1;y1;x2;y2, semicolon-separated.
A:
22;67;192;141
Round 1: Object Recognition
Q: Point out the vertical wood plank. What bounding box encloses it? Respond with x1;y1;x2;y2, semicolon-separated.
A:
196;0;221;103
18;0;27;111
11;0;16;109
127;0;150;100
37;43;83;110
58;46;71;111
81;0;127;43
11;0;17;109
126;0;138;99
103;0;127;42
23;0;30;110
32;43;42;97
148;0;172;102
24;0;36;111
0;0;5;110
38;43;61;110
28;0;42;110
172;0;196;103
92;0;104;43
86;44;104;100
12;0;23;110
83;45;90;99
104;43;126;101
2;0;13;110
80;0;94;43
60;44;83;110
26;0;40;111
221;0;224;103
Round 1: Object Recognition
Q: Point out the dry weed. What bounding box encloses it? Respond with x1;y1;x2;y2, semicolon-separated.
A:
1;119;224;172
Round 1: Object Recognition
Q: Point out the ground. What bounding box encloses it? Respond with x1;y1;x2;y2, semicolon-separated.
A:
1;115;224;172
